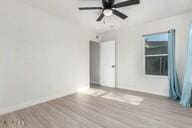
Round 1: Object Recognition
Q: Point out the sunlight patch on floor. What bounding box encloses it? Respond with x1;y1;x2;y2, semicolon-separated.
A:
78;88;107;96
78;88;144;106
101;92;143;106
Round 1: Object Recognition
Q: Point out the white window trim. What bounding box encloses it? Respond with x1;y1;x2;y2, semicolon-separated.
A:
143;37;168;78
145;54;168;57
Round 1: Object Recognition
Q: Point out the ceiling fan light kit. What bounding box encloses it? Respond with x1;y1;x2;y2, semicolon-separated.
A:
103;9;113;16
79;0;140;22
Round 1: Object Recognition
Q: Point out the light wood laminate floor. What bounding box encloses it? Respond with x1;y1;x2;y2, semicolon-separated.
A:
0;85;192;128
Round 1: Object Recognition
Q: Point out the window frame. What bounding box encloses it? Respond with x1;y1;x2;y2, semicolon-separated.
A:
143;34;168;78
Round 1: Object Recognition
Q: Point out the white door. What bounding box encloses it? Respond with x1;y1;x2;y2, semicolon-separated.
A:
100;40;116;88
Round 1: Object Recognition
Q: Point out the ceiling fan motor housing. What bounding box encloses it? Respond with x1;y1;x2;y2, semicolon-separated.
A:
102;0;115;9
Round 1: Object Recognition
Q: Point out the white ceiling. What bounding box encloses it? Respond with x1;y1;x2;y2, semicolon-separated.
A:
19;0;192;32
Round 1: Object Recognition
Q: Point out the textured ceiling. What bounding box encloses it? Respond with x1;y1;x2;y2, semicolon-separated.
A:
19;0;192;32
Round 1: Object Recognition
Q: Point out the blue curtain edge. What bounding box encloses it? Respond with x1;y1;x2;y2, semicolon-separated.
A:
179;22;192;108
168;30;181;100
180;101;191;107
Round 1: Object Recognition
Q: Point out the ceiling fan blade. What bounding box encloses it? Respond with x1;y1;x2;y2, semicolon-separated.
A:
97;13;104;22
112;10;128;19
79;7;103;10
112;0;140;8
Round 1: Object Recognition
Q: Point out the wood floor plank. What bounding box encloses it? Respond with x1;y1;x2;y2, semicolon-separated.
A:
0;85;192;128
62;94;178;128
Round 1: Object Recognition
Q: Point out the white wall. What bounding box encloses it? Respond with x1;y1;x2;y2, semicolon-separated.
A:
101;12;192;96
90;41;100;84
0;0;91;114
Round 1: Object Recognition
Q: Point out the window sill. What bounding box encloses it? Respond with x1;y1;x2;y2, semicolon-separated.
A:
144;74;168;79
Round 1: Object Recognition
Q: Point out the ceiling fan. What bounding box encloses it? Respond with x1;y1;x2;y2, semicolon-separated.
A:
79;0;140;22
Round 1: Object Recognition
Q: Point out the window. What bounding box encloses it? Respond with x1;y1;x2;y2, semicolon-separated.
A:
144;33;168;76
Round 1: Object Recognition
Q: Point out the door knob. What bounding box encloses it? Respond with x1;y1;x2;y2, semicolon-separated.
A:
112;65;116;68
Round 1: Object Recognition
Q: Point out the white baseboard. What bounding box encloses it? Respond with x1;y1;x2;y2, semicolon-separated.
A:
77;86;90;92
0;90;76;115
0;85;91;115
117;86;169;97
